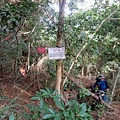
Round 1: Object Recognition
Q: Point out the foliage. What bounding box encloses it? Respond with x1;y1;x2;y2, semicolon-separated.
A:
63;1;120;77
77;88;91;99
0;0;57;75
23;88;93;120
0;0;120;119
0;0;38;34
9;113;14;120
0;104;15;120
0;0;120;77
45;60;56;79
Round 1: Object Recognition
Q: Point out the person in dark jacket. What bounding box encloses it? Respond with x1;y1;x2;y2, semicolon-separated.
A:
91;75;109;102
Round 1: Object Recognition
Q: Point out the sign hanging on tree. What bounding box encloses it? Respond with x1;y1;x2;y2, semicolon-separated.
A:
37;47;46;53
48;47;65;60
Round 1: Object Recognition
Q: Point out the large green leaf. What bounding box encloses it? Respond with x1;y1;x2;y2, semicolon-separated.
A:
54;113;63;120
43;114;54;119
30;96;40;100
55;100;65;110
77;103;87;117
70;110;75;119
80;103;86;112
63;111;70;118
39;99;44;108
9;113;14;120
47;108;55;114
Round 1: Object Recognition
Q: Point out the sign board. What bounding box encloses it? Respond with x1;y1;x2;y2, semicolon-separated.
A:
37;47;46;53
48;47;65;60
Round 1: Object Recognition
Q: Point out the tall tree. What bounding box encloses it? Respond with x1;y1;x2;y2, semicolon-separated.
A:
55;0;66;94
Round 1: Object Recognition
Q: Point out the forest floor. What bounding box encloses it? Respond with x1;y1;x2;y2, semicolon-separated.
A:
0;72;120;120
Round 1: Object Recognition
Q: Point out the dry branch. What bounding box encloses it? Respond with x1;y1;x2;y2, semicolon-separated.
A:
0;72;14;81
29;54;49;72
13;84;32;97
0;77;11;81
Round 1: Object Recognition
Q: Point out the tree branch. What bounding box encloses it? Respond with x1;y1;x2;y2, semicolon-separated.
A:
91;10;116;38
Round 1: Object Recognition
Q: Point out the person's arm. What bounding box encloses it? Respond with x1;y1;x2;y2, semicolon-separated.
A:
91;81;98;90
105;81;109;91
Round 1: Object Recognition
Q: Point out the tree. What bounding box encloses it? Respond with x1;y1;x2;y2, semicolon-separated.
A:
55;0;66;94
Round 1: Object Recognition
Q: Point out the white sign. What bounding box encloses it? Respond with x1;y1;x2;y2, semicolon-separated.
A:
48;47;65;60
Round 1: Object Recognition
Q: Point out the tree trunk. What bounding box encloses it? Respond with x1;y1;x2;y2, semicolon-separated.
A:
55;0;66;94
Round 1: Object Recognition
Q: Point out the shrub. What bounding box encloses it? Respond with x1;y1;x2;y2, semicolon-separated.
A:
23;88;93;120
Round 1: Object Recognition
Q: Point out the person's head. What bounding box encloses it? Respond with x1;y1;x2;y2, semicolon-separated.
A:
99;75;105;81
19;66;27;77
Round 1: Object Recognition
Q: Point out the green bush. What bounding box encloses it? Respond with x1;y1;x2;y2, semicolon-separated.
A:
23;88;93;120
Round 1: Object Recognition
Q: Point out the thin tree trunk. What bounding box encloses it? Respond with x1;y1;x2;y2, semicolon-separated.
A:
81;66;84;76
55;0;66;94
27;42;31;70
109;67;120;105
61;43;87;88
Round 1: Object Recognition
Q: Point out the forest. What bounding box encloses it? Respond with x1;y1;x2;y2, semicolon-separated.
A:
0;0;120;120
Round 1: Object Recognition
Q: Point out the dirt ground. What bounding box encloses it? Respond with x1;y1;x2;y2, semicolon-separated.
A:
0;73;120;120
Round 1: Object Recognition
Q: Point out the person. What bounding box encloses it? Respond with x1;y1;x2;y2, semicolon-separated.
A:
91;75;109;102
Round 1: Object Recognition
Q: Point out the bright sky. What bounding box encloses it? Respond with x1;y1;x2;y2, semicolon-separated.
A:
53;0;118;15
53;0;95;15
76;0;95;10
53;0;94;15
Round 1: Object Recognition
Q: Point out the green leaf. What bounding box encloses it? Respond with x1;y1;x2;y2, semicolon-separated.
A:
70;111;75;119
36;91;42;97
78;111;86;117
52;89;58;95
63;111;69;117
80;103;86;112
40;89;47;94
39;99;43;108
72;100;79;112
9;113;14;120
84;113;91;117
65;101;72;106
78;103;87;117
89;118;94;120
46;88;52;94
47;108;55;114
55;100;64;110
30;97;40;100
40;89;48;96
54;113;63;120
43;114;53;119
